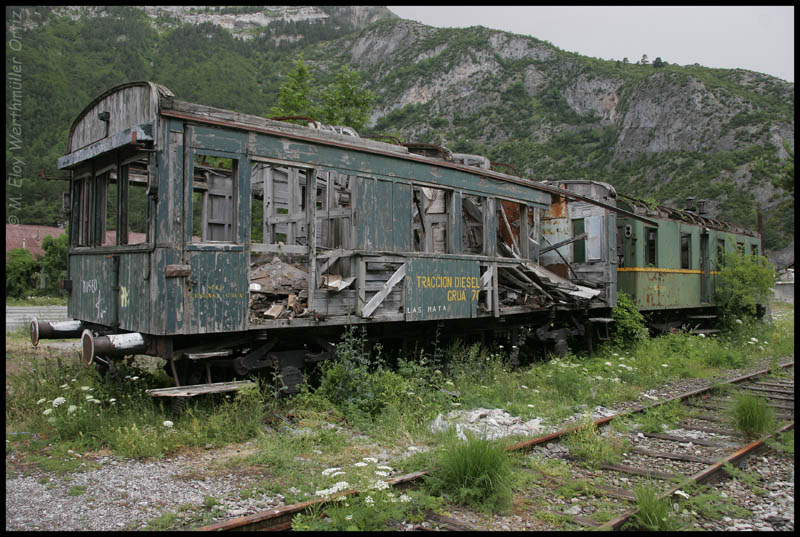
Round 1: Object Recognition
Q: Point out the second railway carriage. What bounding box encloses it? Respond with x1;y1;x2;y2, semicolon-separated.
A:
35;81;622;395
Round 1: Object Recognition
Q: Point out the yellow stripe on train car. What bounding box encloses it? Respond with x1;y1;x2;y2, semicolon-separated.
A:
617;267;721;275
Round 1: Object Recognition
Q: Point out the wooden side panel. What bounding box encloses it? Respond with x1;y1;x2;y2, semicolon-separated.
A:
355;176;375;249
392;182;412;251
151;248;185;335
375;179;394;250
183;250;249;333
67;255;116;325
117;252;152;333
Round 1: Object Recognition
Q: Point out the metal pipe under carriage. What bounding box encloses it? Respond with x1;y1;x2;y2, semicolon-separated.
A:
80;329;147;366
30;318;85;347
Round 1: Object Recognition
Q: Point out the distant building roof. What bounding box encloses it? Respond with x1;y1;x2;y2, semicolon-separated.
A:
5;225;65;257
6;224;146;257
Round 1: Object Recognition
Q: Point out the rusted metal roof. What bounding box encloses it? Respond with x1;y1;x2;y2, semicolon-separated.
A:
617;194;758;236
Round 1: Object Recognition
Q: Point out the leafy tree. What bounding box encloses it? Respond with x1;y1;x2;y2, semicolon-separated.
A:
640;54;648;65
270;57;374;132
6;248;40;299
269;55;321;121
319;66;376;132
40;232;69;295
653;57;664;68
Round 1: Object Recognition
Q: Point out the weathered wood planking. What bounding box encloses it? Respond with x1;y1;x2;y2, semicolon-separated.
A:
69;82;172;153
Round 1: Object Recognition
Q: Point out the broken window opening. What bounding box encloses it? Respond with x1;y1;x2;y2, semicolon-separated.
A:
751;244;759;258
101;172;117;246
314;170;352;250
412;186;450;253
125;156;150;245
497;200;522;258
251;163;310;246
192;155;236;243
461;194;485;254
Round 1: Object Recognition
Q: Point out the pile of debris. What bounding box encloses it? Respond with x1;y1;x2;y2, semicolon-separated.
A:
249;256;308;321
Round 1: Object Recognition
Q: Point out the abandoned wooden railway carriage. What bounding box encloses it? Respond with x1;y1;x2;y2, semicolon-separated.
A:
31;81;615;394
31;81;762;395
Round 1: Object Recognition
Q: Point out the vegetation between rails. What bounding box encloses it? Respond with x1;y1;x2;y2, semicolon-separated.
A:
5;297;793;529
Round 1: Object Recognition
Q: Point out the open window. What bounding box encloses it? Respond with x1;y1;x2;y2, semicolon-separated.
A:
72;152;150;247
412;186;450;253
192;155;237;243
250;162;312;246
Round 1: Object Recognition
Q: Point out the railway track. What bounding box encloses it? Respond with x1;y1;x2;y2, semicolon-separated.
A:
196;361;793;531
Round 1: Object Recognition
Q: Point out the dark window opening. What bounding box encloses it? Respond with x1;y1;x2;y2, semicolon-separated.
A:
680;233;691;269
412;186;450;253
644;227;657;266
572;218;586;264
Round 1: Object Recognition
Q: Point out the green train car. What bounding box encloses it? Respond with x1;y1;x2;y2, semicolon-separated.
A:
615;195;762;332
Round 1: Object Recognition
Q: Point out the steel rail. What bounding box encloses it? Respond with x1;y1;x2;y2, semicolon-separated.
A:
196;361;792;531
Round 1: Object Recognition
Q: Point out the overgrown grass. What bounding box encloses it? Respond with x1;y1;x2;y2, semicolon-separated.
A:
730;393;775;438
563;421;627;467
424;432;514;514
624;481;684;531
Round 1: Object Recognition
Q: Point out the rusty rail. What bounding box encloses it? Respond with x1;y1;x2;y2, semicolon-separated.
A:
196;361;792;531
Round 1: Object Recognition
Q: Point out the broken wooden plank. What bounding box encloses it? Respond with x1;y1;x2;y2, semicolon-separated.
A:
147;380;256;397
362;263;407;318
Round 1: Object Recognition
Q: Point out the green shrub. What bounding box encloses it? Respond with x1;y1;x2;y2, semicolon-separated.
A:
715;252;776;326
610;292;648;346
424;432;513;513
625;481;683;530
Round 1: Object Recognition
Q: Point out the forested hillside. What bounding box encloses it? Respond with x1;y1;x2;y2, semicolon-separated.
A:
5;6;794;260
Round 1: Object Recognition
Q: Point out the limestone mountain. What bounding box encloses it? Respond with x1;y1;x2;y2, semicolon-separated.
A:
5;6;793;262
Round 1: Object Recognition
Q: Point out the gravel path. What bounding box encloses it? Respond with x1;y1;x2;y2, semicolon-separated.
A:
5;357;793;531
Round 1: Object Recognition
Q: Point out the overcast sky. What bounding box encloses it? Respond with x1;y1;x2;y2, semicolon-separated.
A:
387;6;794;83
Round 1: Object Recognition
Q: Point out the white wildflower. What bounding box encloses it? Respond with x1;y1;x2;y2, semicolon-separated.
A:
52;397;66;407
363;457;378;463
345;515;353;521
322;467;342;476
374;471;389;477
661;364;669;368
109;398;116;403
612;353;619;357
520;385;528;389
80;386;92;391
407;446;419;452
605;361;612;366
131;376;139;381
163;420;174;428
376;465;393;471
750;338;758;343
674;490;690;499
90;399;101;404
698;333;706;338
451;402;461;406
86;395;93;400
36;398;46;405
330;471;345;477
364;495;374;506
400;494;411;503
42;408;54;416
371;479;389;490
595;376;604;381
60;384;69;389
532;389;540;393
735;319;742;325
527;404;535;408
67;405;77;414
353;462;368;467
